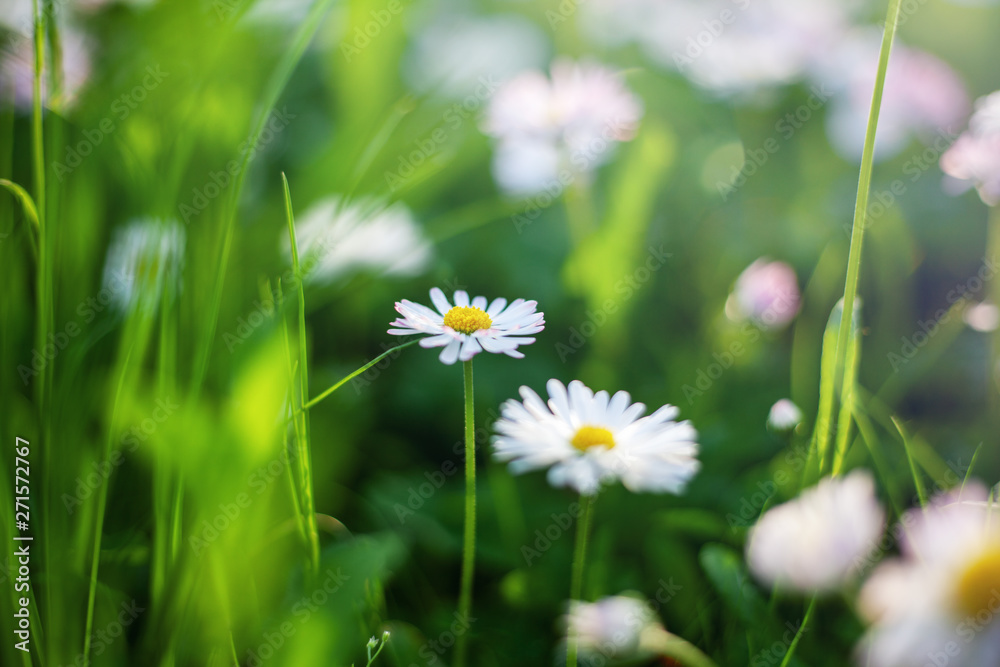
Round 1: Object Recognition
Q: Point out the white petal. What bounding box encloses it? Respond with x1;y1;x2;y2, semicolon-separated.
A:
430;287;452;315
458;336;482;361
438;338;462;365
471;295;488;310
453;290;470;307
486;297;508;316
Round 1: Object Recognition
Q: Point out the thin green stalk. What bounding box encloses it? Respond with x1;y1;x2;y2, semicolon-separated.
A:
829;0;904;450
453;359;476;667
190;0;334;393
566;493;596;667
961;442;983;493
891;417;927;508
831;320;861;477
778;596;817;667
82;349;133;664
277;279;309;548
301;339;419;411
648;628;719;667
283;174;320;578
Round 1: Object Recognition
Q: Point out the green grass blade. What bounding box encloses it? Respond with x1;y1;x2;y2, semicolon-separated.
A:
190;0;335;392
891;416;927;508
962;442;984;493
301;339;420;411
282;173;320;578
827;0;904;460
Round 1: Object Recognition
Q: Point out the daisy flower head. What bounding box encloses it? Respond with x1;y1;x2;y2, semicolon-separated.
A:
747;470;885;593
388;288;544;365
857;484;1000;667
492;379;700;496
564;594;662;660
941;91;1000;206
102;218;186;315
725;258;801;331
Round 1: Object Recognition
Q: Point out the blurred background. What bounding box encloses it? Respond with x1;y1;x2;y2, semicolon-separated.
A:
1;0;998;664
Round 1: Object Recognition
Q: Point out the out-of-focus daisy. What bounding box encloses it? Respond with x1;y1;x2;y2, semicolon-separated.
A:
482;58;643;196
388;288;544;365
941;91;1000;206
582;0;858;99
857;484;1000;667
564;595;661;660
821;35;969;161
725;259;801;330
747;470;884;593
0;26;92;110
282;195;432;285
402;13;550;99
102;218;185;315
492;379;699;496
965;301;999;332
768;399;803;431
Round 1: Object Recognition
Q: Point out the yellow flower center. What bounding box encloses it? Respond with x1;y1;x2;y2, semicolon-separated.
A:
571;426;616;452
443;306;493;334
954;547;1000;618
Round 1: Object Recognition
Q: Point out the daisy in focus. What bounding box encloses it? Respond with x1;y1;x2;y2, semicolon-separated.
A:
492;379;699;496
857;484;1000;667
747;470;884;593
481;58;643;196
388;288;544;365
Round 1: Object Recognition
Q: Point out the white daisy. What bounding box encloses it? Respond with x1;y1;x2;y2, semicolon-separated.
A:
857;484;1000;667
101;218;185;315
388;288;544;365
282;195;432;285
482;58;643;196
767;399;804;431
941;91;1000;206
746;470;885;593
492;379;699;496
564;595;661;660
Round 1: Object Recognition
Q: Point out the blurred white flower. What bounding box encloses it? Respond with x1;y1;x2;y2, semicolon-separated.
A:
102;218;185;315
388;288;544;364
283;196;432;285
821;35;969;161
493;379;699;496
482;59;643;196
965;302;999;332
582;0;858;98
725;259;801;331
768;399;803;431
747;470;884;593
857;485;1000;667
564;595;661;660
941;91;1000;206
403;13;550;99
0;26;92;110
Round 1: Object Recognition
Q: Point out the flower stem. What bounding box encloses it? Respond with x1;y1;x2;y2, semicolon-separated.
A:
778;596;816;667
453;359;476;667
567;493;596;667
